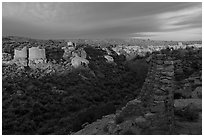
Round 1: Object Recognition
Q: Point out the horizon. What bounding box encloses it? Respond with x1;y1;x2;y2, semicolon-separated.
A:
2;35;202;42
2;2;202;41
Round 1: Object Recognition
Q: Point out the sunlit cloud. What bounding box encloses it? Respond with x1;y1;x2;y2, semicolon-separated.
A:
133;28;201;41
157;4;202;31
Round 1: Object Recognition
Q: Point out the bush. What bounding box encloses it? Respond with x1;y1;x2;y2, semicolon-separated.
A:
122;129;135;135
115;115;124;124
125;59;149;80
175;104;200;122
103;125;109;132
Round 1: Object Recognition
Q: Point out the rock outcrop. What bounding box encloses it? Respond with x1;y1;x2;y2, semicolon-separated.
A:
71;56;89;68
104;55;114;63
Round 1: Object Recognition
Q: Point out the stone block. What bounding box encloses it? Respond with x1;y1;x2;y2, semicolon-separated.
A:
164;65;174;71
164;60;173;65
150;102;165;113
155;60;163;65
154;89;165;95
134;116;151;128
174;99;202;110
160;76;172;80
128;99;142;105
144;112;156;119
156;65;164;70
156;54;166;59
160;79;172;84
161;71;174;77
153;95;167;101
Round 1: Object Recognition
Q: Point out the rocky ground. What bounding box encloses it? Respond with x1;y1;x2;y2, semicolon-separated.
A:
75;48;202;135
74;101;202;135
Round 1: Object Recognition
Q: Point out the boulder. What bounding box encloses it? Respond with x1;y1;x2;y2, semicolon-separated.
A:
160;79;172;84
104;55;114;63
175;88;192;98
150;102;165;113
174;99;202;110
134;116;150;128
164;61;173;65
144;112;155;119
161;71;174;77
71;56;89;68
163;65;174;71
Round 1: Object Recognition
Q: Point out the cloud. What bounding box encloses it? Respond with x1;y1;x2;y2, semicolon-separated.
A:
2;3;26;17
156;3;202;31
3;2;61;22
28;3;61;22
2;2;202;40
133;27;201;41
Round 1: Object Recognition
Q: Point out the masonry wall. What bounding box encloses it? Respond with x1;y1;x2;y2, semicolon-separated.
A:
138;53;175;134
13;46;47;67
111;53;175;134
29;47;46;60
13;47;28;66
75;53;176;135
13;47;27;60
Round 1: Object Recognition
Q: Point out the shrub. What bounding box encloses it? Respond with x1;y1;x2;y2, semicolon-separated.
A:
175;104;200;122
125;59;149;80
115;115;124;124
122;129;135;135
103;124;109;132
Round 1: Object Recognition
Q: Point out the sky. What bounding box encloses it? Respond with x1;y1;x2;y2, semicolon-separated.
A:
2;2;202;41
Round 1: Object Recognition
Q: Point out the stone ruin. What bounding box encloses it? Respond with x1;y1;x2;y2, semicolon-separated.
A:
13;46;28;66
61;42;90;69
135;53;175;134
75;53;176;135
10;43;89;69
28;47;47;68
62;42;76;60
11;46;46;68
104;53;176;134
